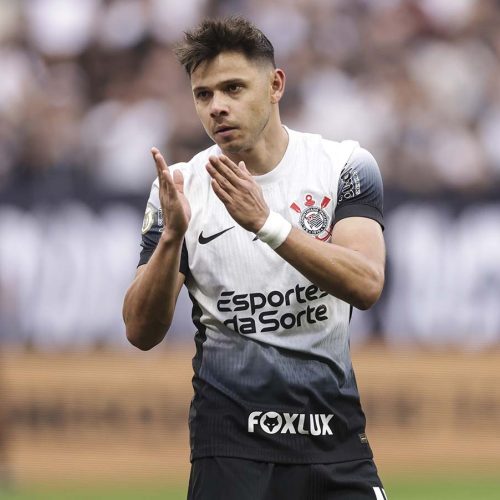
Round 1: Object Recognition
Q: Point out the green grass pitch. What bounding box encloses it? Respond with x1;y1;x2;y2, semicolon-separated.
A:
0;476;499;499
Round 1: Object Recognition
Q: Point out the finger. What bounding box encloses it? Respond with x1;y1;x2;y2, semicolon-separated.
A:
211;179;233;204
206;163;234;193
151;148;162;179
173;169;184;194
219;155;247;179
152;148;169;174
152;149;176;192
151;148;168;187
150;150;185;227
209;155;241;185
238;161;252;177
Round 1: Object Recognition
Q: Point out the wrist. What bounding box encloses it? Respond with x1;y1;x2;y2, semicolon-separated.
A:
256;211;292;249
160;229;185;245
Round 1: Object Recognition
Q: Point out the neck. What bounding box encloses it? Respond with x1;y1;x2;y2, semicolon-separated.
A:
223;115;289;176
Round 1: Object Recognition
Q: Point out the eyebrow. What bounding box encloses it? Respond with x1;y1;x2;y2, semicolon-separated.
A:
192;78;246;94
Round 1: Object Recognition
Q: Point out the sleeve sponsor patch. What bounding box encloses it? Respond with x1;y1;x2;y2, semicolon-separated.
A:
141;203;163;235
141;204;155;234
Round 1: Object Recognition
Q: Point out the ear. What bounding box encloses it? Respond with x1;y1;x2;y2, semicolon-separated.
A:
270;68;286;104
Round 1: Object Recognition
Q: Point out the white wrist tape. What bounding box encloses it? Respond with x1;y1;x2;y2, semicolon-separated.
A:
256;211;292;249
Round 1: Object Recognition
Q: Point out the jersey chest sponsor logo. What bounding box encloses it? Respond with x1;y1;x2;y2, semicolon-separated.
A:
217;283;329;335
290;194;332;242
248;411;334;436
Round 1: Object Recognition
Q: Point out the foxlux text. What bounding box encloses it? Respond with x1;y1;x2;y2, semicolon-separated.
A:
248;411;334;436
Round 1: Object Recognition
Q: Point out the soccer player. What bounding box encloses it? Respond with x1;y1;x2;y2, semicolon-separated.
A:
123;17;387;500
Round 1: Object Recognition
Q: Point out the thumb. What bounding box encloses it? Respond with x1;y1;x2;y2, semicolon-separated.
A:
173;169;184;193
239;161;251;176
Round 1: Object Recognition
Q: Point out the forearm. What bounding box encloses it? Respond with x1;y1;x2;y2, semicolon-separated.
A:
275;227;384;310
123;232;184;350
204;152;385;308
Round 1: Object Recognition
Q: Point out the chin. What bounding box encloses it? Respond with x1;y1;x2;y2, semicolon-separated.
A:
217;139;244;154
223;143;243;154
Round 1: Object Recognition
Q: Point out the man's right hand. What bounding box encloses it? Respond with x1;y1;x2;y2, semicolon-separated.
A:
152;147;191;238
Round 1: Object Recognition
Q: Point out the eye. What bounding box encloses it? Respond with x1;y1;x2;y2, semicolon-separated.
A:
226;83;242;94
196;90;211;100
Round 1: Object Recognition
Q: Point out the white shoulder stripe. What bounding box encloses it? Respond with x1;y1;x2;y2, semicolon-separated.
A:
373;486;388;500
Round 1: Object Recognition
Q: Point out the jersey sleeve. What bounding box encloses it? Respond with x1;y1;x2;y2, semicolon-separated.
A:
334;147;384;229
137;181;188;275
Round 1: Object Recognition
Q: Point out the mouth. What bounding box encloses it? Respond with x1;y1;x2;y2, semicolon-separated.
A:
214;126;237;137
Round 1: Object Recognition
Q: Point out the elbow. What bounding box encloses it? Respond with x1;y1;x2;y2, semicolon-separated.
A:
354;294;378;311
353;270;385;311
124;320;170;351
122;300;170;350
126;332;158;351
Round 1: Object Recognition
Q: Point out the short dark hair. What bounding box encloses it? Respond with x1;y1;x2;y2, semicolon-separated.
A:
174;16;275;75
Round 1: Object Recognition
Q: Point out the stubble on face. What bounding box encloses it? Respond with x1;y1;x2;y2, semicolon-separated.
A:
190;52;274;156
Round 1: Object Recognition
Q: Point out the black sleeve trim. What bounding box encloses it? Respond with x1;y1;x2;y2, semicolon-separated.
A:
137;238;189;276
334;203;384;229
138;248;154;267
334;148;384;230
179;240;188;275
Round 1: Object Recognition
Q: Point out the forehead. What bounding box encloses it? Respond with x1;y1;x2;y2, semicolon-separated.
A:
191;51;264;88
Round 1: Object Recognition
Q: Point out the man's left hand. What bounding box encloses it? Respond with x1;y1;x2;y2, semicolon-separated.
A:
206;155;269;233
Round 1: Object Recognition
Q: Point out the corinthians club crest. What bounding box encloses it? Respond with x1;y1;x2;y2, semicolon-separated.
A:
291;194;332;241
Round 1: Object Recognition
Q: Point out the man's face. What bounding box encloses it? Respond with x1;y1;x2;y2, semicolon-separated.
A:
190;51;274;154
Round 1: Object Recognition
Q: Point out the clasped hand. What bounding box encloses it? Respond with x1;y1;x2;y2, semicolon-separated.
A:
151;148;269;237
206;155;269;233
152;147;191;238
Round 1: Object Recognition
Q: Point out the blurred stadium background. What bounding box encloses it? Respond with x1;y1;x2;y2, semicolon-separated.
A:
1;0;500;498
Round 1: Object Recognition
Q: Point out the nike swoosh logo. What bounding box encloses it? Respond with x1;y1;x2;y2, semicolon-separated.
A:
198;226;235;244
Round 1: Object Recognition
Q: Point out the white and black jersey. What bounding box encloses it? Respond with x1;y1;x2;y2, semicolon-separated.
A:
139;127;384;464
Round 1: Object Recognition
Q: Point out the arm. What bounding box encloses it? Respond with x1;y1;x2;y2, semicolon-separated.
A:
275;218;385;310
123;148;191;350
206;150;385;310
123;239;186;350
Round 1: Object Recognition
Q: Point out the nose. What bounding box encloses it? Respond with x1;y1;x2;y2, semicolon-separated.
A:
210;91;229;118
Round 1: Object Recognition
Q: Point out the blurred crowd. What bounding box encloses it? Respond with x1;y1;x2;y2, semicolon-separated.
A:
2;0;500;349
2;0;500;197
